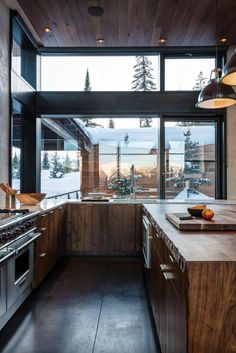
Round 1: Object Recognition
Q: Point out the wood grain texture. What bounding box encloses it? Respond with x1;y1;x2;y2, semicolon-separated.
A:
166;212;236;231
17;0;236;47
34;213;49;287
108;204;136;252
144;204;236;262
187;262;236;353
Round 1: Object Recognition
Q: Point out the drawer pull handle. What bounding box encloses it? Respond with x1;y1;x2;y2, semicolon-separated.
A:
169;255;176;263
40;214;47;218
49;211;54;214
163;272;175;281
59;207;63;210
40;252;46;258
160;264;171;271
40;227;47;232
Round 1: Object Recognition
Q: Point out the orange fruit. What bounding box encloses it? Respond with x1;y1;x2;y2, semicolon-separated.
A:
202;208;214;220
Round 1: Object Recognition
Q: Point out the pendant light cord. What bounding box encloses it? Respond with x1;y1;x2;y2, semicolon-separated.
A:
215;0;218;69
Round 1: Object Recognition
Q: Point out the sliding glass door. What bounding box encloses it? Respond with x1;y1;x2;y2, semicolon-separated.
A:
160;117;225;200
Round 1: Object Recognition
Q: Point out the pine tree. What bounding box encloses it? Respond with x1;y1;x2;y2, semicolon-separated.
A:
50;153;65;178
108;118;115;128
64;153;72;174
168;128;211;196
192;71;207;90
12;152;20;179
81;68;102;127
42;151;50;170
84;68;92;91
132;56;156;128
132;56;157;91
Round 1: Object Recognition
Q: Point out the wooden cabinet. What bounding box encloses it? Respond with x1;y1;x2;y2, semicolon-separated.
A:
34;205;67;287
68;203;141;254
35;213;49;287
69;204;108;252
108;205;136;252
145;225;186;353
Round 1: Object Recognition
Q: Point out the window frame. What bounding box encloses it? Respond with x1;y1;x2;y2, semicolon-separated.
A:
160;50;225;92
159;114;226;199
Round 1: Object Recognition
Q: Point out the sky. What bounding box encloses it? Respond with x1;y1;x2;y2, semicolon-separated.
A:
40;55;215;91
41;55;159;91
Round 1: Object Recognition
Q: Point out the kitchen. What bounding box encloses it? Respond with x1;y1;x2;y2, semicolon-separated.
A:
0;1;236;353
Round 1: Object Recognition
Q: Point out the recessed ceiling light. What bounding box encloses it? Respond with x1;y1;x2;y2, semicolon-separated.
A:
219;37;228;43
97;38;104;45
88;6;104;17
44;26;52;33
159;37;166;44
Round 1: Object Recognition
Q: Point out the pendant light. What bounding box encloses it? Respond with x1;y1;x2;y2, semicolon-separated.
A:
196;0;236;109
196;68;236;108
222;50;236;85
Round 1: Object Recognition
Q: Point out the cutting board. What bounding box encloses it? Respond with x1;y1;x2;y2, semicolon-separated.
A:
165;212;236;231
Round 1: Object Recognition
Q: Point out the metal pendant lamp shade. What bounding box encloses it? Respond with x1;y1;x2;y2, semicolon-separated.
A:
196;69;236;109
222;52;236;86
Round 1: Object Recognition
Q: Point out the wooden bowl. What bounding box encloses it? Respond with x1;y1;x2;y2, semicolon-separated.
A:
187;207;205;218
16;193;46;205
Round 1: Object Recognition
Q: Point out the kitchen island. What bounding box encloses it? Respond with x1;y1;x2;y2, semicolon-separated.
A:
143;203;236;353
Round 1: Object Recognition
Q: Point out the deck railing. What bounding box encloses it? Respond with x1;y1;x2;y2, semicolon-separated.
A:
46;189;81;200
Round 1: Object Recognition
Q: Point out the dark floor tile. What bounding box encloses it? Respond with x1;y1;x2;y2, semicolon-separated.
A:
0;258;160;353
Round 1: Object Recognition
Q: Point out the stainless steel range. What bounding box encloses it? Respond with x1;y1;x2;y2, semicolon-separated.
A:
0;208;41;330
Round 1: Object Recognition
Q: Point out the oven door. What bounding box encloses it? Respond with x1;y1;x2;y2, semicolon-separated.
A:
7;242;34;309
0;264;6;318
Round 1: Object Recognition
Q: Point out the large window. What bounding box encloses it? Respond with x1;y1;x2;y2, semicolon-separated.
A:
40;117;160;199
164;57;216;91
40;55;160;91
41;121;81;198
163;119;218;200
39;116;224;200
11;115;22;191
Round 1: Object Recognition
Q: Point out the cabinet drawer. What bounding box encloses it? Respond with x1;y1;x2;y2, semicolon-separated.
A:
162;245;186;302
152;226;164;260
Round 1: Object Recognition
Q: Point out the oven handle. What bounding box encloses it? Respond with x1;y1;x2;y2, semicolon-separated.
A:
0;249;15;264
15;232;42;253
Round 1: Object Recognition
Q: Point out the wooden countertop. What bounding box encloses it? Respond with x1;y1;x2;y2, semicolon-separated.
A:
143;203;236;263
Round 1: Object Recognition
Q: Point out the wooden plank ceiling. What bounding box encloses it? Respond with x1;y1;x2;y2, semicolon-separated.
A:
17;0;236;47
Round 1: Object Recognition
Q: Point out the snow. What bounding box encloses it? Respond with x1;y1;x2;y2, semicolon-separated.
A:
12;170;81;198
74;122;215;149
41;170;80;197
174;187;214;200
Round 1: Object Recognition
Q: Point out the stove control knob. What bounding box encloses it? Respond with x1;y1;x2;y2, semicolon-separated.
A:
0;233;6;242
14;228;21;235
6;232;12;240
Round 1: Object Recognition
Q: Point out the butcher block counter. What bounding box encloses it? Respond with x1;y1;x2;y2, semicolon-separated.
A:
143;203;236;353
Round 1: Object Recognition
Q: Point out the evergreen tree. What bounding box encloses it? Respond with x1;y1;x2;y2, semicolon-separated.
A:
64;153;72;174
192;71;207;90
42;151;50;170
108;118;115;128
173;128;211;193
132;56;157;91
50;153;65;178
132;56;156;128
12;152;20;179
140;117;152;127
81;68;102;127
84;68;92;91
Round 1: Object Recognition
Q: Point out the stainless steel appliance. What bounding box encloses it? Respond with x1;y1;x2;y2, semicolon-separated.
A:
0;263;6;318
0;209;40;329
7;228;41;308
142;214;152;269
